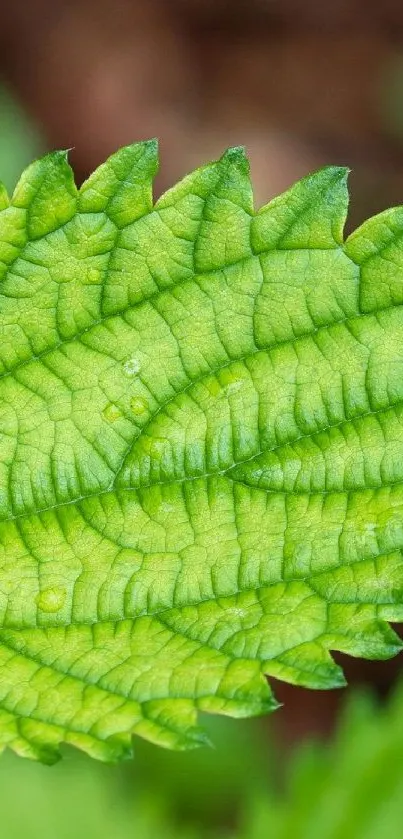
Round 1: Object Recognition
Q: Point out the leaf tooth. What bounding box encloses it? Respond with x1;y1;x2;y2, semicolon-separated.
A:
345;204;403;264
79;139;159;225
11;149;77;239
219;145;250;174
345;203;403;312
265;642;347;690
252;164;350;251
325;610;403;661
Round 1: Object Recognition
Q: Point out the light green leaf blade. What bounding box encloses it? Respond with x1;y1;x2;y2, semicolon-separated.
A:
0;142;403;762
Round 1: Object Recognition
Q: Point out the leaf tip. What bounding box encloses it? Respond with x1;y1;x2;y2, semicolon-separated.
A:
220;145;250;174
121;138;159;170
322;164;350;180
35;148;76;180
143;136;159;156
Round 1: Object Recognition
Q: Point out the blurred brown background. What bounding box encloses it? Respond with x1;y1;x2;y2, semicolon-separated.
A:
2;0;403;225
1;0;403;745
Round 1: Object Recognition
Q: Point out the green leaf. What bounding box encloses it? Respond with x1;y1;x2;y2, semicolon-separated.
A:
0;142;403;762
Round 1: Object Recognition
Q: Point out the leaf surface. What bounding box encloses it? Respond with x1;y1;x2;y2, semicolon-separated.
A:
0;142;402;761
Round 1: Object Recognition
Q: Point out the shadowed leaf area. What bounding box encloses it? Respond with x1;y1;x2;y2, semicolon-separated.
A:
0;142;402;761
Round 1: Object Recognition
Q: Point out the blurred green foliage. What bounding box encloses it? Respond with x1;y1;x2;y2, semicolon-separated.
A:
246;684;403;839
1;684;403;838
0;716;266;839
0;83;42;193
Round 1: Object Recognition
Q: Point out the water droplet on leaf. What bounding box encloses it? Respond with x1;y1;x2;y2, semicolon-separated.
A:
123;357;141;376
36;586;66;614
130;396;148;416
225;379;243;395
103;403;122;423
87;267;101;284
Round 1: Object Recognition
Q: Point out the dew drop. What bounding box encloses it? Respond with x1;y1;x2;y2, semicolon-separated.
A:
159;502;176;513
87;267;101;284
225;380;243;395
123;357;141;377
130;396;148;416
229;607;246;619
36;586;66;614
251;468;263;480
220;368;244;396
103;403;122;423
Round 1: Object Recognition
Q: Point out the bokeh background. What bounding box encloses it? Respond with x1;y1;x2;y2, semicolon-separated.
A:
1;1;403;835
3;0;403;222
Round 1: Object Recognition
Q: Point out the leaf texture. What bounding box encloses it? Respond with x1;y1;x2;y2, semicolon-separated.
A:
0;142;402;761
